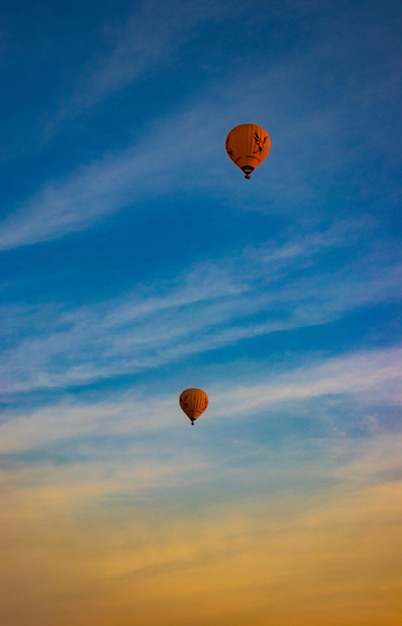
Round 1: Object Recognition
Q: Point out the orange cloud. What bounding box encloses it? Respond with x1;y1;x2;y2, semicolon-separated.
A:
0;462;401;626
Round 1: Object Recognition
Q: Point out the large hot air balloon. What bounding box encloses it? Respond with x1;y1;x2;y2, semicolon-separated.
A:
179;388;208;425
225;123;271;179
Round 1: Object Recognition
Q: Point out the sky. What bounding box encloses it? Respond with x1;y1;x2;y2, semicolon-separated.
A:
1;0;402;624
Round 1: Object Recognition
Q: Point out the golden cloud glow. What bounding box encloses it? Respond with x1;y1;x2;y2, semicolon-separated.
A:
0;458;401;626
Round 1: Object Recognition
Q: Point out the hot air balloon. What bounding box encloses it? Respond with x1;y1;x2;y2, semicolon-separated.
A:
225;123;271;179
179;388;208;425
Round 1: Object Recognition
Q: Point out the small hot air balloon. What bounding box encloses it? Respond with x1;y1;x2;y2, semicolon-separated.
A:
225;123;271;179
179;388;208;425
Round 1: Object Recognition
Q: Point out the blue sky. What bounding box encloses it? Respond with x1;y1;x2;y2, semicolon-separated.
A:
1;1;402;624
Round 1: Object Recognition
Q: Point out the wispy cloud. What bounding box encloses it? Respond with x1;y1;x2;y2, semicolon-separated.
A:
53;0;243;123
1;223;401;394
0;416;401;625
3;35;398;250
0;96;232;249
0;468;399;624
212;346;402;419
1;342;401;455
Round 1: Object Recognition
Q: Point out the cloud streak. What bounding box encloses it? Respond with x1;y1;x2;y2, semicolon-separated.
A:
0;435;401;626
0;96;231;249
1;222;401;394
54;0;243;121
1;342;401;455
3;31;399;250
1;224;402;393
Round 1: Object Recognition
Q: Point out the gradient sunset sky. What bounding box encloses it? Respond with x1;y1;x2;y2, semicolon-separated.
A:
1;1;402;625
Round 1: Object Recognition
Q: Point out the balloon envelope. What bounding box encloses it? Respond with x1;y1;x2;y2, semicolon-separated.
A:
225;123;271;179
179;388;208;424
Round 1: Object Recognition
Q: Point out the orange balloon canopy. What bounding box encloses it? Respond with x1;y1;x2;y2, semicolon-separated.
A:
179;388;209;425
225;123;271;179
